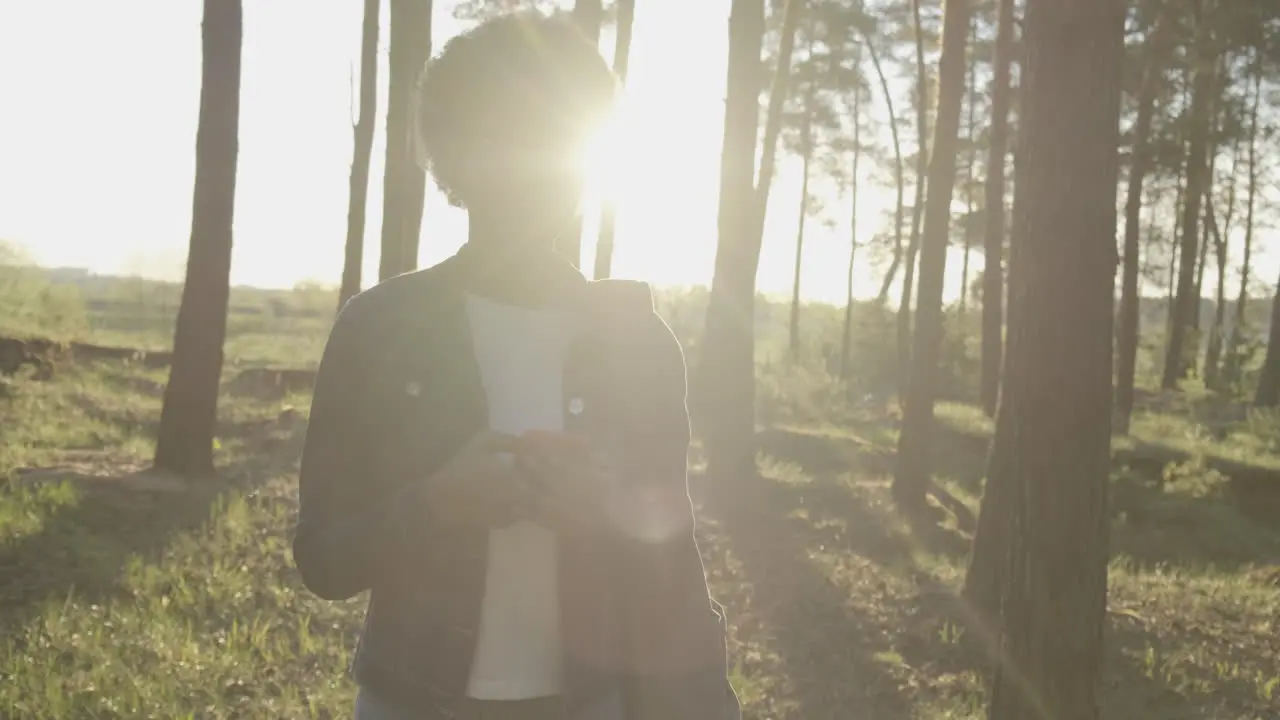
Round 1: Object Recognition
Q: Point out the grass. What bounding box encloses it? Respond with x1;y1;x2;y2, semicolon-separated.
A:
2;336;1280;716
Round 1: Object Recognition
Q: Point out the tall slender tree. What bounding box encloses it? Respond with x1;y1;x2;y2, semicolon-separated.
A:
699;0;803;484
897;0;931;381
1224;56;1262;384
591;0;636;280
789;27;819;359
866;28;906;306
958;11;977;316
893;0;972;512
555;0;605;268
984;0;1123;713
154;0;243;477
1116;6;1172;434
841;51;864;382
1162;17;1215;388
339;0;382;310
378;0;432;281
979;0;1014;417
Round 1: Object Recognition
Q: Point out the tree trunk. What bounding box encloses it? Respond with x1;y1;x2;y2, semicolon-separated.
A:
897;0;931;387
339;0;381;310
1204;127;1240;388
1204;200;1226;388
1255;266;1280;406
1224;61;1261;385
866;33;906;306
699;0;800;485
154;0;243;478
591;0;635;280
979;0;1014;418
1115;11;1171;434
841;77;863;382
959;12;976;316
789;33;817;360
1161;51;1214;390
379;0;432;281
1164;158;1185;344
984;0;1122;714
893;0;972;512
556;0;605;268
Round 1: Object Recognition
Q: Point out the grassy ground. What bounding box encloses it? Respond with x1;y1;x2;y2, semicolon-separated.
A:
2;356;1279;718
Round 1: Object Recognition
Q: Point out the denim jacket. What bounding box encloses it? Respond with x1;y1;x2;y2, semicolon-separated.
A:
292;246;741;719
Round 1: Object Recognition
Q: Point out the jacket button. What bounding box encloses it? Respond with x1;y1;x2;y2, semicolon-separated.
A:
568;397;585;415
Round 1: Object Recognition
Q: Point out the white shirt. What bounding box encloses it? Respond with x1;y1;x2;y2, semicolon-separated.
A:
462;293;578;700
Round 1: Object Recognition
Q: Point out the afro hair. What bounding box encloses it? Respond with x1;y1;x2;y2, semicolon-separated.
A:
414;11;619;209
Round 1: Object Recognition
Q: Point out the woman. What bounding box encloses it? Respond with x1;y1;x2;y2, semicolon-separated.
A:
293;11;740;720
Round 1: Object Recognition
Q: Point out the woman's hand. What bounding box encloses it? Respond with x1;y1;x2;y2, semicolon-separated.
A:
423;429;532;529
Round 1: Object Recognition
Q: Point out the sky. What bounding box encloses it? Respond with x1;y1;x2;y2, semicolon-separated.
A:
0;1;1273;305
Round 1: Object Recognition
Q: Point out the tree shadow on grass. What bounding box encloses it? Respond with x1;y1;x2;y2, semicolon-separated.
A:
0;405;306;649
756;427;972;563
705;469;918;719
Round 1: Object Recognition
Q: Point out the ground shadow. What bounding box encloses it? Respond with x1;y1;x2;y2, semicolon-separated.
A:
707;470;917;719
757;427;972;562
0;407;306;649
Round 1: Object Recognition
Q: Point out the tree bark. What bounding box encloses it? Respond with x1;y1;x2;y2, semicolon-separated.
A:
1161;47;1214;390
897;0;931;387
339;0;382;310
789;31;817;360
1204;199;1226;388
841;75;863;382
1255;267;1280;406
1115;10;1171;434
958;12;977;317
154;0;243;478
984;0;1122;714
866;33;906;306
1204;126;1240;388
591;0;635;280
556;0;605;268
379;0;432;281
893;0;972;512
699;0;800;485
979;0;1014;418
1224;63;1261;385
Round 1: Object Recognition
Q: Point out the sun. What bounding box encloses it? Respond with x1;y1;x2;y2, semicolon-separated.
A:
580;90;643;215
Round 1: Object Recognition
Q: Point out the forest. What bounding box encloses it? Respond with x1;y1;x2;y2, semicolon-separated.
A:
1;0;1279;717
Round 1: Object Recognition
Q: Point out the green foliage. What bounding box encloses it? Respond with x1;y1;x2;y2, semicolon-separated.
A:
0;241;89;338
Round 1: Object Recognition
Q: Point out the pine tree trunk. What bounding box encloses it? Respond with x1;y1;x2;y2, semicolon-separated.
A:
339;0;381;311
979;0;1014;418
841;76;863;382
154;0;243;478
379;0;432;280
893;0;972;512
789;37;816;360
1161;48;1214;390
959;13;976;317
556;0;605;268
984;0;1122;713
897;0;931;388
1204;201;1226;388
699;0;800;485
1224;62;1261;385
865;34;905;306
1164;157;1185;345
1255;267;1280;406
591;0;635;280
1116;12;1171;434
